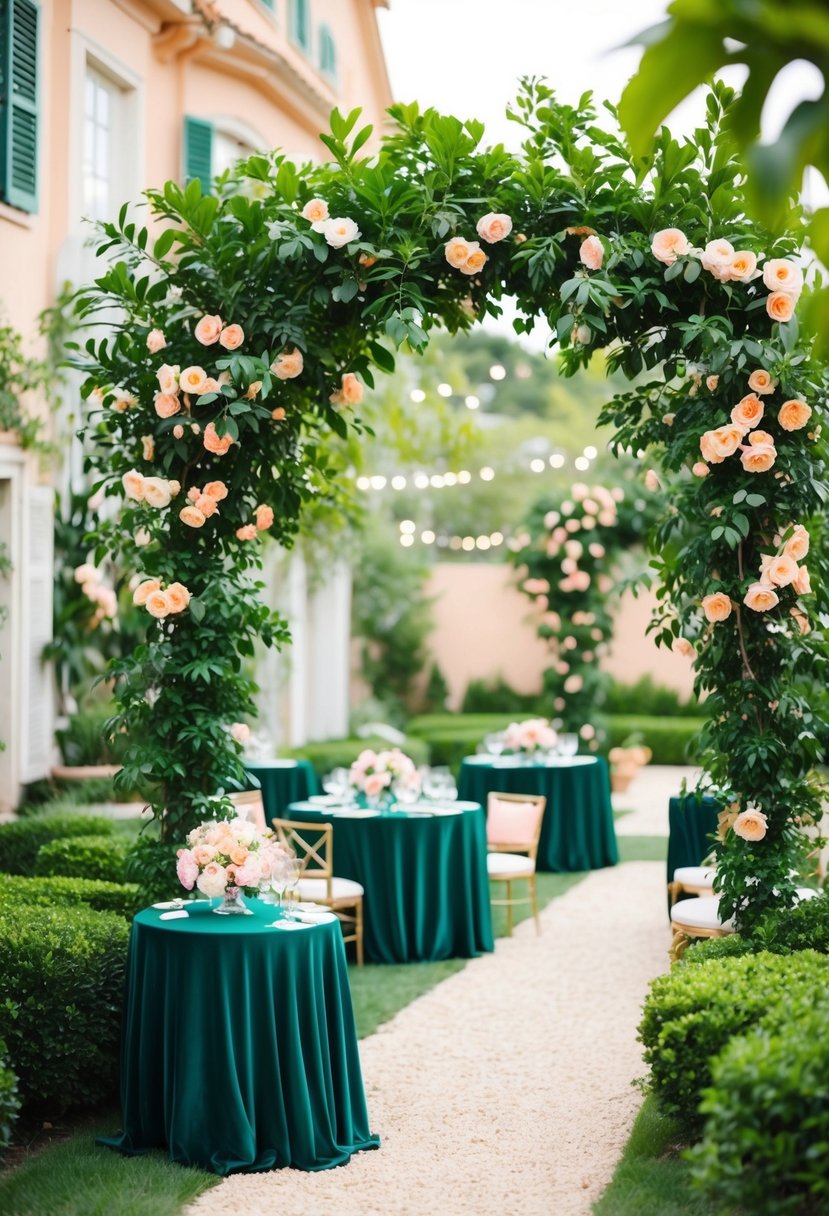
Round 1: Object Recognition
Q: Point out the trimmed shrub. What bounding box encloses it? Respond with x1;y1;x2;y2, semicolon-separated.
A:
0;902;129;1112
34;834;128;883
603;715;707;764
407;713;513;737
682;934;756;966
0;874;142;919
639;950;829;1130
0;1039;20;1155
604;675;705;719
0;814;115;877
684;894;829;965
124;836;190;906
689;1010;829;1215
460;678;542;716
287;735;429;779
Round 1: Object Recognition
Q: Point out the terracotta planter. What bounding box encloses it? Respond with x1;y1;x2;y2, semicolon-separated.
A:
50;764;122;782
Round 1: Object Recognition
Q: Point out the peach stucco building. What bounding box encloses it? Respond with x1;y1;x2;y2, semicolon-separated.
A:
0;0;392;806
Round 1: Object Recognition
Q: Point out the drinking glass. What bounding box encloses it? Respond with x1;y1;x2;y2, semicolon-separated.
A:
484;732;505;757
560;733;579;758
322;767;350;801
270;854;288;914
283;856;301;920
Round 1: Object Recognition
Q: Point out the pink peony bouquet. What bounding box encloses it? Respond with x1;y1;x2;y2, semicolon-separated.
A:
503;718;558;755
348;747;420;801
176;817;286;899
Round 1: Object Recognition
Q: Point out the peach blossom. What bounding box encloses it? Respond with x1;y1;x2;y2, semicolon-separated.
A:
230;722;250;744
154;392;181;419
196;862;228;899
579;235;604;270
123;470;146;501
740;443;777;473
166;582;191;613
219;324;244;351
202;377;221;394
762;258;803;295
727;250;757;282
143;477;172;509
156;363;180;393
187;486;201;503
445;236;477;268
194;314;223;345
476;212;513;244
651;227;691;265
203;480;229;501
322;217;360;248
731;393;764;429
747;369;776;395
701;239;735;280
663;413;675;426
672;637;694;657
461;247;488;275
765;554;798;587
790;606;811;634
173;424;185;439
195;495;218;518
203;422;234;455
644;469;662;492
744;583;779;612
271;407;286;421
146;328;166;353
330;372;364;407
145;589;172;619
192;845;216;867
244;381;262;400
700;424;744;463
141;435;155;461
778;399;811;431
358;252;377;268
766;291;796;322
784;525;809;561
793;565;811;596
180;366;208;395
732;808;768;842
133;578;161;606
255;504;274;530
168;480;180;497
701;593;732;623
301;197;329;226
271;348;304;380
179;505;206;528
692;461;710;477
706;375;720;392
236;524;257;540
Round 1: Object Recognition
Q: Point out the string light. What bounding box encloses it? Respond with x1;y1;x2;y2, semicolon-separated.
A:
549;453;565;468
410;388;426;402
457;470;472;484
429;474;444;488
530;458;545;473
399;520;416;534
574;456;590;471
391;475;407;490
357;448;605;496
421;529;436;544
413;472;429;488
489;364;506;381
437;383;453;397
584;445;598;459
479;466;495;481
400;534;414;547
465;394;480;409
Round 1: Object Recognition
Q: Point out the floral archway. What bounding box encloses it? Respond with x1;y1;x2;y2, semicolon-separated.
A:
74;79;828;931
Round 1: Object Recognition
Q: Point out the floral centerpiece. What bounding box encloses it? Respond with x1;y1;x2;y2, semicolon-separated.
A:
176;816;286;914
503;718;558;757
348;748;420;808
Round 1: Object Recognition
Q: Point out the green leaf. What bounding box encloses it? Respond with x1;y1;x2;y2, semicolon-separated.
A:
189;598;205;623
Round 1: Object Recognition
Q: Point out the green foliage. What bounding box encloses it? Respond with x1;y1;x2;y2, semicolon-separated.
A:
34;835;129;884
288;735;429;780
603;716;707;765
0;902;129;1112
18;775;123;811
604;675;704;719
689;1011;829;1215
0;1040;19;1157
687;892;829;961
460;677;543;716
0;874;141;918
639;950;829;1130
0;320;51;448
420;663;450;715
0;814;115;877
54;702;129;767
123;837;187;906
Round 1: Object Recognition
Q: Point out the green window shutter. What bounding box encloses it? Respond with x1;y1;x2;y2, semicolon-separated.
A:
260;0;274;9
319;25;336;81
183;115;213;192
0;0;40;213
290;0;310;52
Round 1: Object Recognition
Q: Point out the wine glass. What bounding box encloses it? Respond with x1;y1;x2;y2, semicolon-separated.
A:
322;767;349;802
560;733;579;758
270;853;288;914
283;856;301;920
484;732;505;757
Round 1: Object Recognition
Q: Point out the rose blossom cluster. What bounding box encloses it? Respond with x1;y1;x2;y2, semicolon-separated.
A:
193;314;245;351
329;372;364;407
650;229;803;323
235;503;274;542
696;368;811;477
540;484;620;593
74;563;117;626
701;524;811;624
133;576;191;620
348;748;419;800
297;198;361;247
176;817;288;898
122;470;181;508
444;211;512;276
503;718;557;754
179;479;228;529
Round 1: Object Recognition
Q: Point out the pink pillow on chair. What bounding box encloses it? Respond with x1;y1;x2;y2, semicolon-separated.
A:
487;798;541;848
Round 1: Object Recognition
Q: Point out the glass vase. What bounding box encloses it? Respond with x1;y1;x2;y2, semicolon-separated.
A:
213;885;251;915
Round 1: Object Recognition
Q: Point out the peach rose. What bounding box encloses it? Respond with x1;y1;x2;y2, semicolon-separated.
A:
793;565;811;595
744;583;779;612
740;442;776;473
133;578;161;606
187;486;200;503
692;461;710;477
179;505;206;528
765;554;798;586
173;424;185;439
244;381;262;401
166;582;191;613
784;525;809;561
790;605;811;634
748;430;774;446
143;477;172;509
672;637;694;657
230;722;250;744
762;258;803;295
145;589;172;619
700;423;744;463
156;364;180;393
701;592;732;623
732;808;768;842
701;239;734;280
445;236;476;268
301;197;329;227
154;392;181;419
180;366;208;395
169;480;180;498
330;372;363;406
202;378;221;394
236;524;257;541
194;314;223;345
203;422;234;455
766;291;796;323
271;348;304;380
358;252;377;268
255;504;274;530
322;217;360;248
644;469;662;491
727;250;757;282
651;227;691;265
778;399;811;431
731;393;764;429
195;495;218;518
461;247;488;276
219;324;244;351
203;480;228;502
147;328;167;353
706;375;720;392
271;407;286;421
141;435;155;461
122;470;146;501
476;212;513;244
579;235;604;270
747;369;776;395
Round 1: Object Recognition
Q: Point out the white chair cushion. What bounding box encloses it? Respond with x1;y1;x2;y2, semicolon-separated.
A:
673;865;716;888
296;876;364;901
487;851;535;877
672;887;819;934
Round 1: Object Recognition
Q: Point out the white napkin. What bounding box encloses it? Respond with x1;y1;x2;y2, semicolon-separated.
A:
153;900;184;910
159;909;189;921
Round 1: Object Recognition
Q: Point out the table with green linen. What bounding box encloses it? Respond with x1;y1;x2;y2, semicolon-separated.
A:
245;759;319;825
457;755;618;873
667;792;721;886
100;898;379;1175
287;800;494;965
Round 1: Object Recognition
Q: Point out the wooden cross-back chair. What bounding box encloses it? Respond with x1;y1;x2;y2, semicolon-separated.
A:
272;818;364;966
228;789;267;831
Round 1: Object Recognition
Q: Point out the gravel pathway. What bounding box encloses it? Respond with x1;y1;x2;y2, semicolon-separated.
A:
186;860;668;1216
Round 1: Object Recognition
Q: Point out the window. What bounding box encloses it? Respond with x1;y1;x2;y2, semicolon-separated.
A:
183;115;214;191
319;24;336;83
0;0;40;213
289;0;311;53
83;68;124;222
184;118;261;191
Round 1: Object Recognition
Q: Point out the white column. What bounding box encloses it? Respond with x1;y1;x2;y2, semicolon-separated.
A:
305;562;352;742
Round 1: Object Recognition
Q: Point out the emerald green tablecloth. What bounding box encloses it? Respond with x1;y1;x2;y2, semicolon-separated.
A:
667;793;721;910
245;760;319;825
100;899;379;1175
287;801;494;965
457;755;618;873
